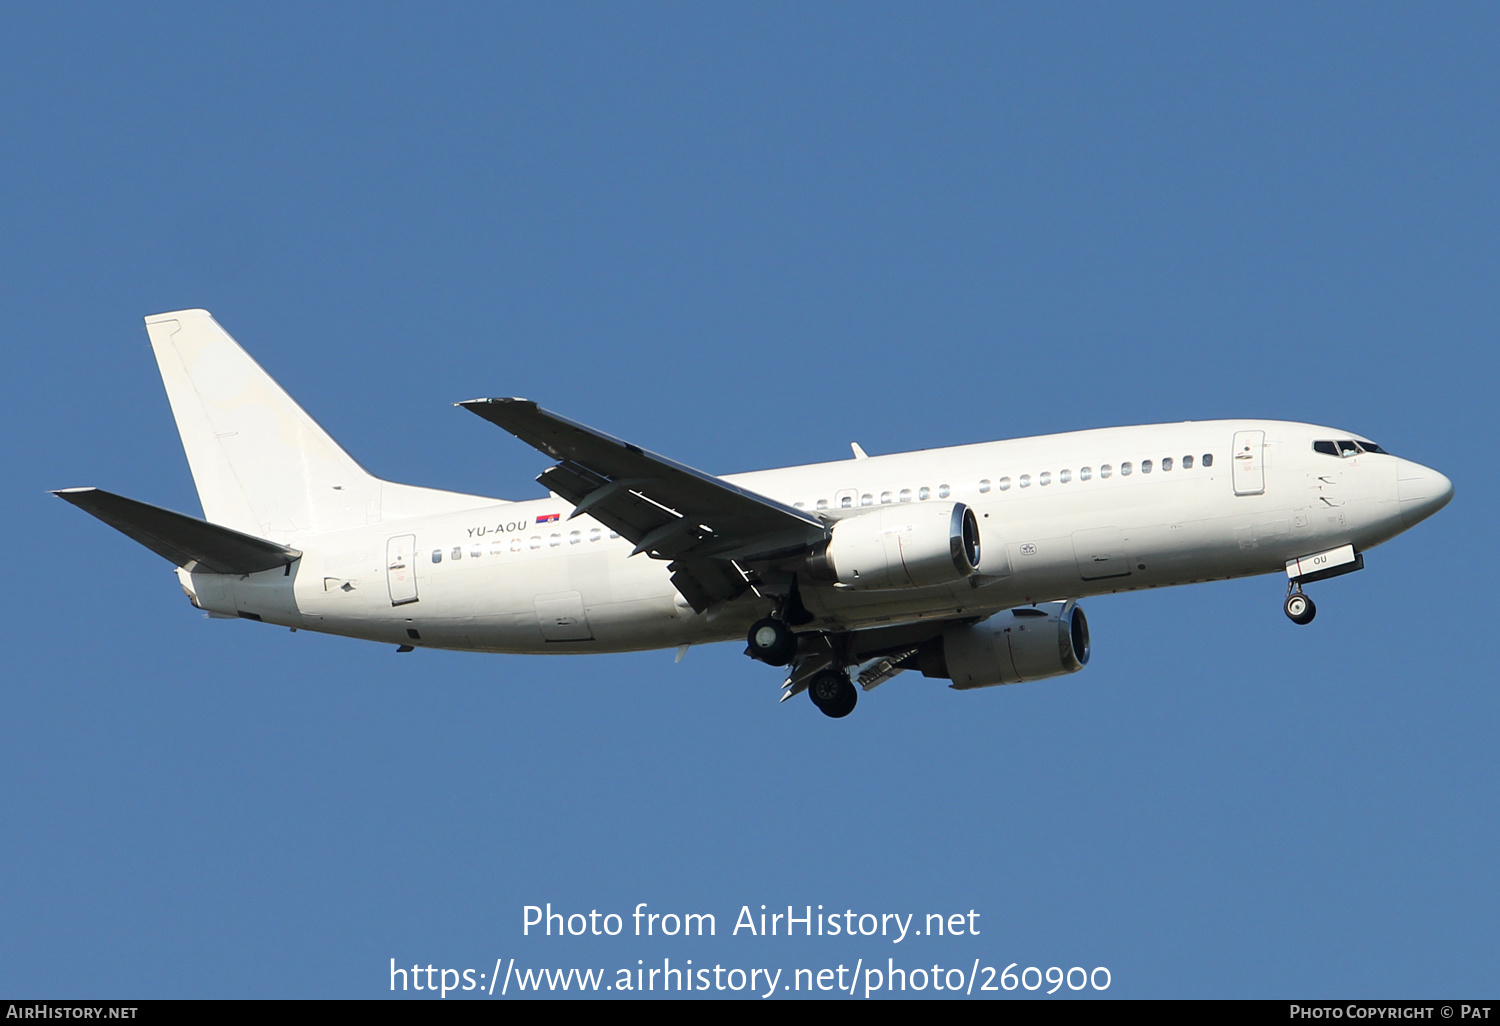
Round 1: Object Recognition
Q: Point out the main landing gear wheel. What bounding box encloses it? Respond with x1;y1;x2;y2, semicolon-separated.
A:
1284;591;1317;625
808;670;857;719
747;617;797;667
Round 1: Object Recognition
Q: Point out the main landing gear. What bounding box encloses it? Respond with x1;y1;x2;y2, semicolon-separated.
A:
746;581;855;718
1284;584;1317;625
746;618;858;719
807;669;857;718
745;579;813;667
746;617;797;666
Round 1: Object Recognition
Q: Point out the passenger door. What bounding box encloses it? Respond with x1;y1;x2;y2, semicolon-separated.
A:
386;534;419;606
1232;430;1266;496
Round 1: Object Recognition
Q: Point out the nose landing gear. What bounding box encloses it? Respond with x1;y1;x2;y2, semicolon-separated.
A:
1282;544;1364;625
1284;584;1317;625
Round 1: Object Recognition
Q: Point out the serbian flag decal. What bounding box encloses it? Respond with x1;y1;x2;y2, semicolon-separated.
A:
537;513;561;524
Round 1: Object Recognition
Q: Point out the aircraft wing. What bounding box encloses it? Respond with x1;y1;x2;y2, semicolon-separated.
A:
459;398;827;611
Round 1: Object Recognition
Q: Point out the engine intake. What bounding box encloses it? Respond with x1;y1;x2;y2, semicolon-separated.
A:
919;601;1090;688
815;502;980;590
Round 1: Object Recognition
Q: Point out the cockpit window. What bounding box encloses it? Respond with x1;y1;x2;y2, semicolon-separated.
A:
1315;439;1389;458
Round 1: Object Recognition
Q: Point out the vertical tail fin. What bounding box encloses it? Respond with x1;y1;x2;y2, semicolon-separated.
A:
146;309;502;538
147;309;379;537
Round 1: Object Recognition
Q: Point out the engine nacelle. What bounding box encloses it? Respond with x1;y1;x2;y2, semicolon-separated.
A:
919;602;1090;688
815;501;980;590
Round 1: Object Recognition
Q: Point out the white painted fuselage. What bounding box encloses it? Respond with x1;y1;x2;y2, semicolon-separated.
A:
179;419;1451;654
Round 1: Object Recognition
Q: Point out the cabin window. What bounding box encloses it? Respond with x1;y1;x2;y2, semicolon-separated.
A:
1202;453;1214;467
918;486;931;500
1019;474;1031;488
1080;466;1092;481
1060;469;1072;484
840;494;854;508
511;538;522;552
880;491;893;504
978;479;991;494
609;531;620;539
530;537;541;550
490;543;503;556
938;484;950;499
1121;462;1133;476
549;534;561;548
1100;464;1113;479
1039;471;1052;486
861;493;873;506
431;549;442;563
998;477;1011;491
569;530;581;545
469;547;481;559
1183;455;1194;469
589;527;601;542
899;488;912;502
817;498;829;510
1162;457;1173;471
451;546;462;560
1141;460;1152;474
793;501;805;509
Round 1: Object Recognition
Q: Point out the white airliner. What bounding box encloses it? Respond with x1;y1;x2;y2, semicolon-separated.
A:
56;310;1453;717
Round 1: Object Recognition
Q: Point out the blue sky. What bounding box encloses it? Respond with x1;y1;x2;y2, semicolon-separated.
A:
1;3;1494;998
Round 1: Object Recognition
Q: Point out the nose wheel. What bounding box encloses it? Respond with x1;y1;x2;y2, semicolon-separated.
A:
1284;586;1316;625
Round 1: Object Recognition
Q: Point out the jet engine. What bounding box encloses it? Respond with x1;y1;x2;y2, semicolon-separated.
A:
916;602;1090;688
809;501;980;590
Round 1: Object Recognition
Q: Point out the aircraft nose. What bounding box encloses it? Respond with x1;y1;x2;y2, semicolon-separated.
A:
1396;462;1454;529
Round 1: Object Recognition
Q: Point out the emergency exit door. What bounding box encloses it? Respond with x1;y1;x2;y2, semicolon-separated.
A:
1232;430;1266;496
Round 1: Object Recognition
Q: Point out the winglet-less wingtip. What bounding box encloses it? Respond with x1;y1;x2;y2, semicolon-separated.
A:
456;397;533;408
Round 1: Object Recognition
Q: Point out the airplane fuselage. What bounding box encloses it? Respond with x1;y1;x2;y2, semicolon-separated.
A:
176;418;1449;654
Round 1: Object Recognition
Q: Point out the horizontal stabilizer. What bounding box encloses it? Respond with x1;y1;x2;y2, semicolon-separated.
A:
53;487;301;575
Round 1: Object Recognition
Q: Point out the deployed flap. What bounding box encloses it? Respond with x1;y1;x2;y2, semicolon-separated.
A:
459;399;825;609
53;487;301;575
